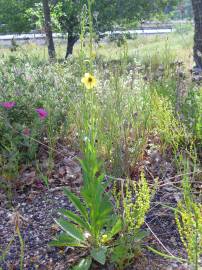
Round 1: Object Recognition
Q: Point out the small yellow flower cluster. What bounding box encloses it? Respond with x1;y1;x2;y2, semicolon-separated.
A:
101;234;108;243
123;173;150;233
175;201;202;264
81;73;97;89
134;173;150;229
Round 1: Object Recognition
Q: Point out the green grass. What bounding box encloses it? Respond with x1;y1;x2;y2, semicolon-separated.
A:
0;31;193;63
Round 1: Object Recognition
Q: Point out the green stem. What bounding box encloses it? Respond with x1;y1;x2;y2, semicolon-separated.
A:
87;0;93;72
194;210;198;270
16;227;24;270
0;235;15;262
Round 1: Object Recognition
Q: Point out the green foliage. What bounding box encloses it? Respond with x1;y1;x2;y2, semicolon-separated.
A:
171;0;193;19
0;104;40;180
176;202;202;268
51;145;151;269
175;159;202;270
2;0;178;39
110;237;136;269
148;91;186;151
50;141;122;269
110;174;151;269
115;0;179;23
110;230;149;269
90;246;107;265
123;174;151;233
0;56;69;192
26;2;63;32
0;0;39;33
72;257;92;270
174;21;194;34
182;87;202;142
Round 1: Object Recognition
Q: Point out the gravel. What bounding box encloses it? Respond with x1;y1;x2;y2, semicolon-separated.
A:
0;189;75;270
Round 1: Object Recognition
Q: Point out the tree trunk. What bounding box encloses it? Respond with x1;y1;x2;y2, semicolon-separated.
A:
42;0;56;59
65;33;78;58
191;0;202;70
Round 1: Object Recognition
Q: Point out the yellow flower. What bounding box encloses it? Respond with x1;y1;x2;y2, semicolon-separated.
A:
81;73;97;89
101;234;108;243
91;51;96;59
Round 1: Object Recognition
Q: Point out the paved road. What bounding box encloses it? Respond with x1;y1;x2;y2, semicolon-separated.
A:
0;29;173;40
0;29;174;47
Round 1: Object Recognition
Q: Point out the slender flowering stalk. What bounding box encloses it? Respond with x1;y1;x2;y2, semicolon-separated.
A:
36;108;48;120
0;102;16;109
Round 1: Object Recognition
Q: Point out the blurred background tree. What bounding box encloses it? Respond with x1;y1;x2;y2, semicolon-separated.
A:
29;0;180;57
191;0;202;70
0;0;181;58
0;0;39;33
42;0;56;58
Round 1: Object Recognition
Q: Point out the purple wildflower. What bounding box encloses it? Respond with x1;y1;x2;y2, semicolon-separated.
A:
36;108;48;120
1;102;16;109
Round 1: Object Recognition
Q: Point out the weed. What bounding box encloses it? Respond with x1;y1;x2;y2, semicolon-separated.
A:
175;160;202;270
0;212;24;270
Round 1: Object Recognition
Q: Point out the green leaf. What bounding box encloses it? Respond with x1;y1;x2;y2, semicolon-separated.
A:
111;244;129;262
134;230;149;241
109;218;122;238
90;246;107;265
49;233;85;247
63;188;88;221
97;173;105;184
72;257;92;270
110;241;135;266
100;195;113;213
155;202;183;214
58;208;91;231
147;246;186;263
54;218;85;243
95;199;113;227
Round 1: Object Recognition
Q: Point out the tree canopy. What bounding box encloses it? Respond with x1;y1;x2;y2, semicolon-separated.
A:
0;0;180;58
0;0;39;33
0;0;180;34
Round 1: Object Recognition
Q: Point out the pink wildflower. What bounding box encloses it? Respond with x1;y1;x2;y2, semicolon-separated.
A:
36;108;48;120
22;128;30;137
1;102;16;109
